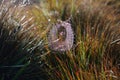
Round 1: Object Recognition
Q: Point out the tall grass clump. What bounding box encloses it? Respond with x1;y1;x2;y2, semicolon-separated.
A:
44;0;120;80
0;0;49;79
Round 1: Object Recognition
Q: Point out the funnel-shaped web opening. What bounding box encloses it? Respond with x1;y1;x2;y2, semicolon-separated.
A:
48;21;74;51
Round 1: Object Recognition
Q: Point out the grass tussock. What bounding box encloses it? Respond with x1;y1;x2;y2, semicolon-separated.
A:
44;0;120;80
